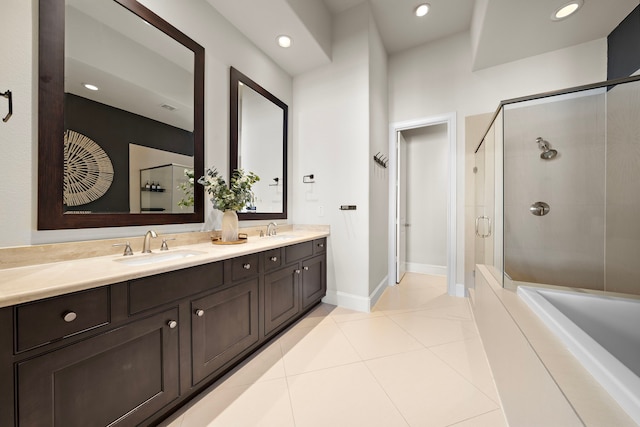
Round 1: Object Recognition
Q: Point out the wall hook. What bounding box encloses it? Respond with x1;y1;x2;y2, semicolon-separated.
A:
2;90;12;123
303;174;315;184
269;177;280;187
373;152;388;168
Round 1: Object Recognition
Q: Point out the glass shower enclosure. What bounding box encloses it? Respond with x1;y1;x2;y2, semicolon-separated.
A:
474;74;640;296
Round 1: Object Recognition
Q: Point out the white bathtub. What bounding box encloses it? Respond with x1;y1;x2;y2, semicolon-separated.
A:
518;286;640;425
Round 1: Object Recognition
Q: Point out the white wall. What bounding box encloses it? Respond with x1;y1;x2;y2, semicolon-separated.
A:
389;32;607;286
368;12;389;298
402;124;448;274
293;3;377;310
0;0;36;247
0;0;292;248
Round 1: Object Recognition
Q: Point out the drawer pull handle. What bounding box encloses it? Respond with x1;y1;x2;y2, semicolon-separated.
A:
303;266;309;271
168;320;178;329
318;243;324;248
270;256;278;262
243;263;251;270
295;269;301;274
63;311;77;322
195;309;205;317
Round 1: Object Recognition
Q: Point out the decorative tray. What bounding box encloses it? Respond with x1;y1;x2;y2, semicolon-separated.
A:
211;233;248;245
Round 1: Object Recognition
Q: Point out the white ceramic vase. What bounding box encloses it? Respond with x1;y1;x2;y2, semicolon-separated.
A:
221;210;239;242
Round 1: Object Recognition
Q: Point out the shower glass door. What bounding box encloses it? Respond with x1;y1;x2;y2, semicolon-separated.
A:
474;117;502;287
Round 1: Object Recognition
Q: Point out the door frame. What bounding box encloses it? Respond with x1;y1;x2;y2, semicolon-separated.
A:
388;113;457;296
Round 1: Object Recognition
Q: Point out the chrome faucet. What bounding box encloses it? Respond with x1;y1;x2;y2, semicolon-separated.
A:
267;222;277;236
142;230;158;253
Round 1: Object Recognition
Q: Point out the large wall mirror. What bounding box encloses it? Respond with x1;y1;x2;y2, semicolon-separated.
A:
230;67;288;220
38;0;204;229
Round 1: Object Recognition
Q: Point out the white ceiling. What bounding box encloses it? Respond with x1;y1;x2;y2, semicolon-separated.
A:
209;0;639;76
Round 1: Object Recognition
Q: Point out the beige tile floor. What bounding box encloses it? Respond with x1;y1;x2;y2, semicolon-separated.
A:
162;273;507;427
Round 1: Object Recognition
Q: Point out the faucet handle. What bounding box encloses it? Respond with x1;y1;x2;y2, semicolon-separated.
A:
113;241;133;256
160;238;176;251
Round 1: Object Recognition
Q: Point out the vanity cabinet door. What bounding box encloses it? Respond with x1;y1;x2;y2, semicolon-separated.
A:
191;279;259;385
264;265;300;336
301;255;327;310
17;308;180;427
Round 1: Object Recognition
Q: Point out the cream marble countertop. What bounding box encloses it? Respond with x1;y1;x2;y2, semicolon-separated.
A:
0;226;329;309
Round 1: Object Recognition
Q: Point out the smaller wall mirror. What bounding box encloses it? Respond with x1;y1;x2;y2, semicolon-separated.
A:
230;67;288;220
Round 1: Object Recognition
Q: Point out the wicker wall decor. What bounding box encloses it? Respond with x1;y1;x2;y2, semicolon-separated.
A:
63;130;114;206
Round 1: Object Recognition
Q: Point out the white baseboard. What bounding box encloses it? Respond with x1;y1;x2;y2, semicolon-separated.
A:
322;275;390;313
322;290;370;312
406;263;447;276
369;275;388;310
455;283;466;297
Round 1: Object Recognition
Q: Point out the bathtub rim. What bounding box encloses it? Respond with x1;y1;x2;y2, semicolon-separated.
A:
518;285;640;425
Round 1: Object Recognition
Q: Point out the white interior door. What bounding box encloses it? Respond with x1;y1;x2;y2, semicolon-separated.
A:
396;131;408;283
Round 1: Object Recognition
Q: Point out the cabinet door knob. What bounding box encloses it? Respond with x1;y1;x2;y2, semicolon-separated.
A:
195;309;205;317
270;256;278;262
303;266;309;271
62;311;77;322
243;263;251;270
318;243;324;248
295;269;301;274
168;320;178;329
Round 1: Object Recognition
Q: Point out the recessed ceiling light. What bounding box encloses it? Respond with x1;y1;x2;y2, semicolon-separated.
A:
552;0;583;21
277;35;292;48
82;83;99;91
415;3;430;17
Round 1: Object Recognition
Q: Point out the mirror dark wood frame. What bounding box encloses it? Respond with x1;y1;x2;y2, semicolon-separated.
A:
230;67;288;221
38;0;204;230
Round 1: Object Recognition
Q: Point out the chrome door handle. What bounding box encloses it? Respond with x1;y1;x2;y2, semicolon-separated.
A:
475;216;491;238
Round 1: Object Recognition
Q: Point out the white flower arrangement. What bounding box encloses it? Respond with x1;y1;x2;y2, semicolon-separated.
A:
198;167;259;212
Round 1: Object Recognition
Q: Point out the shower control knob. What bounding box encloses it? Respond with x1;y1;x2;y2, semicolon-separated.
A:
529;201;550;216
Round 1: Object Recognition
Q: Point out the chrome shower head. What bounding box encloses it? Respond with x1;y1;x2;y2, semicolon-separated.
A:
535;137;558;160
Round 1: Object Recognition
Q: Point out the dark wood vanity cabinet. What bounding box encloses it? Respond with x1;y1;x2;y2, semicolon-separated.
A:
302;255;326;310
17;308;180;427
264;265;300;336
264;238;327;337
0;238;327;426
191;278;259;384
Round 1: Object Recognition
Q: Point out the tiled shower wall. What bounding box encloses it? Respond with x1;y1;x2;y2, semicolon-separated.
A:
503;92;607;290
605;80;640;295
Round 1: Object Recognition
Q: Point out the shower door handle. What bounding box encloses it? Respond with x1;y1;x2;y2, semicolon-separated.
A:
475;216;492;238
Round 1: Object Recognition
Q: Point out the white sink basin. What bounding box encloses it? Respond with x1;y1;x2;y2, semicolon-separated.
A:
114;249;206;266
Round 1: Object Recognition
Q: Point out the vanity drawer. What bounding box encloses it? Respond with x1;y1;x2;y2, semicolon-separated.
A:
16;287;110;353
229;254;260;282
263;248;282;272
285;241;314;264
313;238;326;255
129;262;224;314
